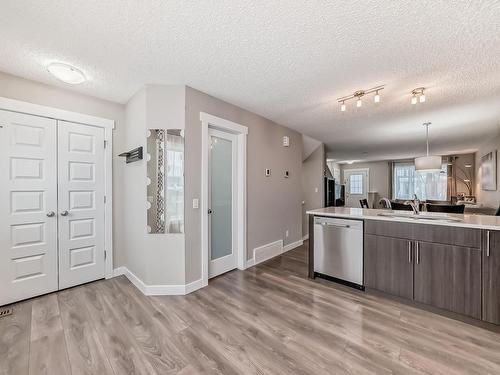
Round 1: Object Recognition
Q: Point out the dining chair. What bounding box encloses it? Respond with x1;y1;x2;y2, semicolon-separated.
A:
359;199;369;208
426;204;465;214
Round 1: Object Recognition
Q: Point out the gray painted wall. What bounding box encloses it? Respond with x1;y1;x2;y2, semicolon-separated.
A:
301;144;325;237
184;86;303;283
0;71;127;267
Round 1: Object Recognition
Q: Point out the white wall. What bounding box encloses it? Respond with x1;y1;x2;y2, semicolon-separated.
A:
0;71;127;267
302;144;325;237
475;133;500;208
121;85;186;285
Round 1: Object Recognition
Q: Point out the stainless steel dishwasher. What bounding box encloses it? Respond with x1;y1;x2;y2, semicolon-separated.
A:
313;216;364;289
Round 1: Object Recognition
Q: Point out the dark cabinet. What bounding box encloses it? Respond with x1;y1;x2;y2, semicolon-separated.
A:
364;234;414;299
364;221;484;321
483;230;500;324
414;241;481;319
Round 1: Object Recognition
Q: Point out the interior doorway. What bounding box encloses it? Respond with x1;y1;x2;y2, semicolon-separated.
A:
344;168;369;208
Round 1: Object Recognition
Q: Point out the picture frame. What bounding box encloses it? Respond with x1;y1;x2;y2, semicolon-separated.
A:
481;150;497;191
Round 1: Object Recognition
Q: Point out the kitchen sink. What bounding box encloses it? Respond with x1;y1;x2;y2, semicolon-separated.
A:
377;212;463;223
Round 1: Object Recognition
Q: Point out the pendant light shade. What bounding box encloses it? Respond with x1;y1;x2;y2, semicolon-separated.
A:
415;155;442;171
415;122;441;172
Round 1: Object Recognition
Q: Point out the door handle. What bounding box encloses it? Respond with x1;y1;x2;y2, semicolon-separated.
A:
408;241;412;263
486;230;490;257
208;209;213;214
60;210;69;216
415;242;420;264
46;211;55;217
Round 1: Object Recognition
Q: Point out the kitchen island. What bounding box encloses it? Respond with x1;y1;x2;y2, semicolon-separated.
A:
307;207;500;325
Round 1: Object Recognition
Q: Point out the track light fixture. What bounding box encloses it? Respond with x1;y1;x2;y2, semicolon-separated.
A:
337;85;384;112
411;87;426;105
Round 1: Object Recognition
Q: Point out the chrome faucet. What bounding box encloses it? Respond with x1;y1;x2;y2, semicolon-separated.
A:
404;195;420;214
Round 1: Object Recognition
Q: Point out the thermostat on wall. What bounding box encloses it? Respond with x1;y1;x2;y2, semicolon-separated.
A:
283;136;290;147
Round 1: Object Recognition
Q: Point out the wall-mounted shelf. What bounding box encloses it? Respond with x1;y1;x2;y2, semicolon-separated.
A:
119;146;143;163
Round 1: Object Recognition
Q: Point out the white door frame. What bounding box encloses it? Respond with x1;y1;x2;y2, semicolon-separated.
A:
0;96;115;279
343;168;370;207
200;112;247;287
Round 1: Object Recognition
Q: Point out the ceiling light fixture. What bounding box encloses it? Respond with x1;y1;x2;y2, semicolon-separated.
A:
356;95;363;108
415;122;441;171
337;85;385;112
47;62;86;84
411;87;426;105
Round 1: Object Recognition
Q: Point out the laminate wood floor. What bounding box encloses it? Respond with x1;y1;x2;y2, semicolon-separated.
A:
2;242;500;374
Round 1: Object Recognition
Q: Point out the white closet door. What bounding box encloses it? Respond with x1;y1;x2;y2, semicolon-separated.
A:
0;110;58;306
57;121;105;289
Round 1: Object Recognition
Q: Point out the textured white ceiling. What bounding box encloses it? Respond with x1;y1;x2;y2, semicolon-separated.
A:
1;1;500;160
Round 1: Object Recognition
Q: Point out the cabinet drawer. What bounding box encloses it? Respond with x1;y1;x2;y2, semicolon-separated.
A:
364;220;480;248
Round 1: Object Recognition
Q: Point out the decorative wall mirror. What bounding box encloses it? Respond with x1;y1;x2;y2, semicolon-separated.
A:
146;129;184;234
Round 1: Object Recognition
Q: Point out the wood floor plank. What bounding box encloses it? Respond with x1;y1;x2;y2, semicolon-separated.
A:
97;277;188;374
28;294;71;375
3;241;500;374
0;301;32;375
57;288;115;375
80;281;157;375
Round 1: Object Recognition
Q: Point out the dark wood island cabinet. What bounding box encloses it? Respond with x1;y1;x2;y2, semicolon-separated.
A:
483;230;500;324
308;209;500;326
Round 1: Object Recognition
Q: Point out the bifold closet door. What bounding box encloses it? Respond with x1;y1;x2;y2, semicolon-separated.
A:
0;110;58;306
57;121;106;289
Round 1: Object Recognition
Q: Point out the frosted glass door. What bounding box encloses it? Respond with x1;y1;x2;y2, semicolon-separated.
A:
208;130;236;278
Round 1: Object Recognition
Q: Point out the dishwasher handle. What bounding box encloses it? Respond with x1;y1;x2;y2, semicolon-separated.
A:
319;222;350;228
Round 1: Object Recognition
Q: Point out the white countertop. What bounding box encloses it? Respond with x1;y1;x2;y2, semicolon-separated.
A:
307;207;500;231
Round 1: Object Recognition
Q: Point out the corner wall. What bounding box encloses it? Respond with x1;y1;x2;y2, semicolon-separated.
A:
301;144;325;237
184;86;303;283
120;85;186;285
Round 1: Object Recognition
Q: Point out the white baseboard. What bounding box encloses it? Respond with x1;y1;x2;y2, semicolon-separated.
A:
245;258;256;268
302;233;309;241
253;239;283;264
247;238;304;268
112;267;203;296
283;239;304;253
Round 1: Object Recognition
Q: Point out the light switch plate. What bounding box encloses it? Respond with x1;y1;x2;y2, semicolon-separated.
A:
283;136;290;147
265;168;271;177
192;198;199;209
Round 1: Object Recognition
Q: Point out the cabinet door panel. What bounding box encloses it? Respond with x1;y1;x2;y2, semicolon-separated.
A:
414;242;481;319
364;234;413;299
483;230;500;324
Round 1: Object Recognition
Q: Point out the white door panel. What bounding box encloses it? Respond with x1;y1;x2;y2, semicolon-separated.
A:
0;110;58;306
344;169;369;208
208;129;237;278
58;121;105;289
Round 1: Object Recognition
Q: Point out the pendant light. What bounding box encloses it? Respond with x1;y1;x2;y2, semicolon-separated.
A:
415;122;441;171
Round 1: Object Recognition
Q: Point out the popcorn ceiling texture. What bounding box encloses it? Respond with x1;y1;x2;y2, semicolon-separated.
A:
1;1;499;160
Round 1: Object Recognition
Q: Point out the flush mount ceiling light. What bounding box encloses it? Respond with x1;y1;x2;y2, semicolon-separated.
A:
415;122;441;172
337;85;385;112
47;62;86;84
411;87;426;105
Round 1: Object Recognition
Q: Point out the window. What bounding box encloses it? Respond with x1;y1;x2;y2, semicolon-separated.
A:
349;174;363;194
393;162;447;201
